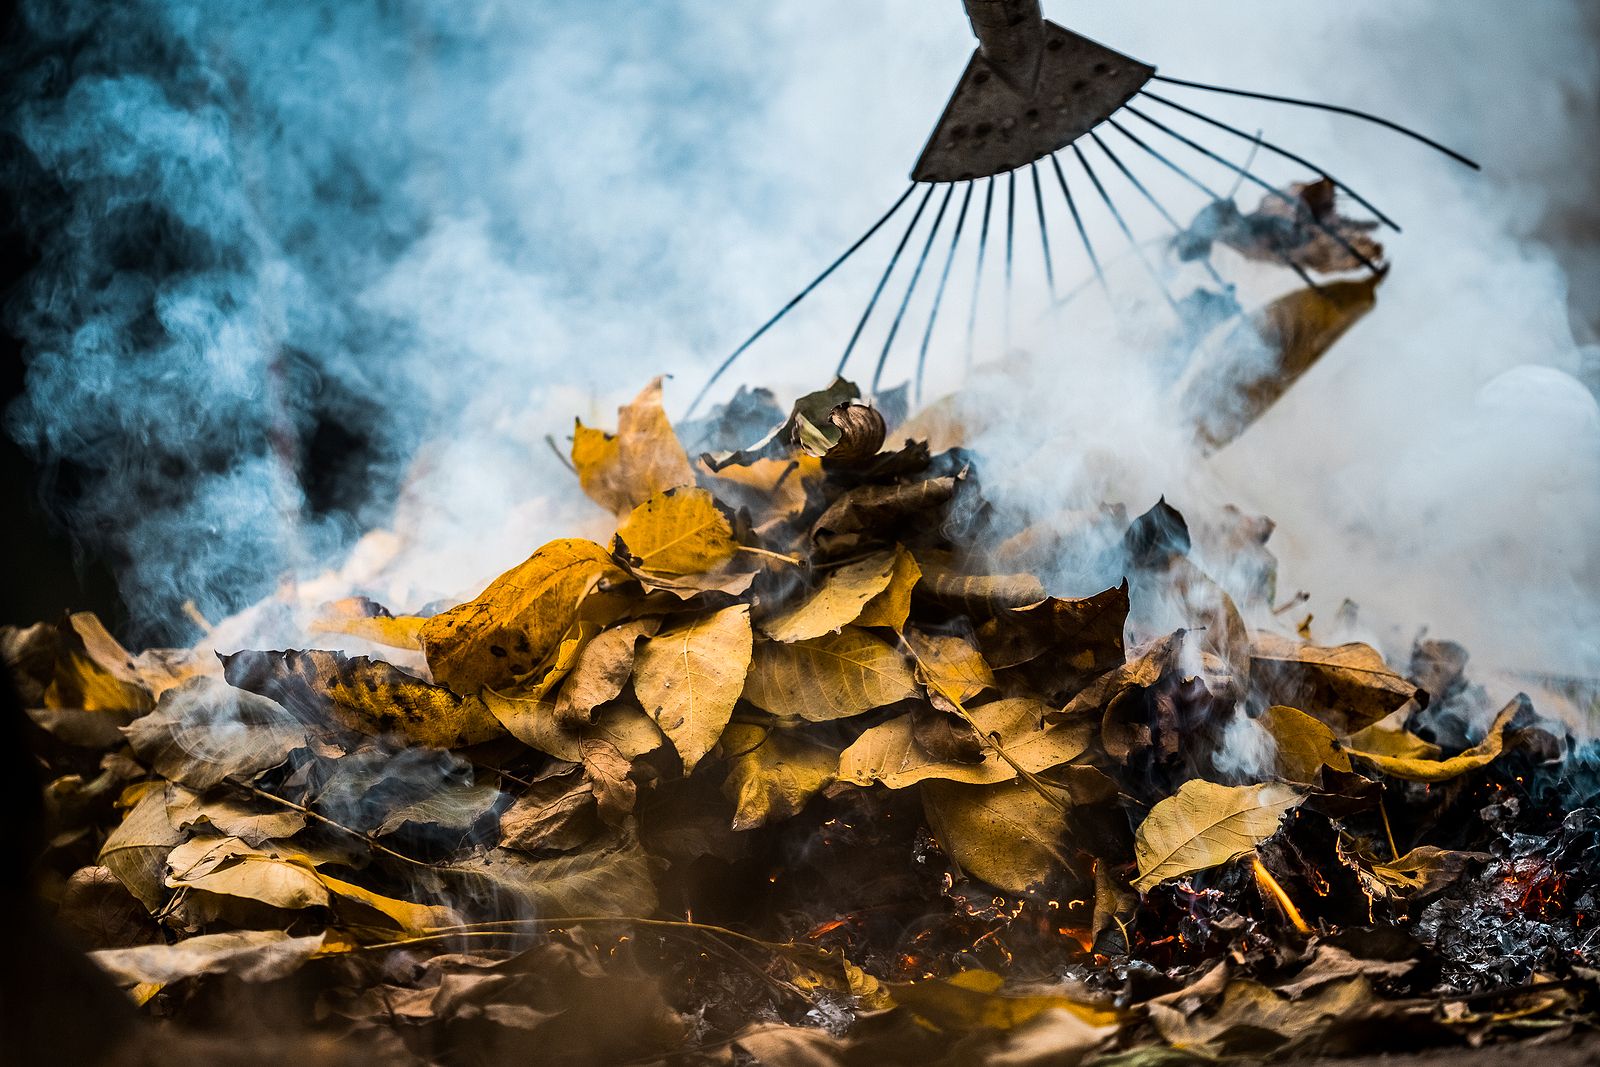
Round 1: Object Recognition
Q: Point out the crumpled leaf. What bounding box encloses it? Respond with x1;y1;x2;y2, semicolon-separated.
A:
1147;975;1374;1054
1133;780;1304;892
612;486;740;586
498;767;602;853
918;559;1048;617
977;584;1129;697
797;403;886;465
888;969;1119;1031
1248;631;1423;735
90;930;331;988
99;786;185;911
1346;696;1522;782
906;628;995;708
165;836;331;910
743;627;918;721
1259;704;1352;784
418;538;624;695
222;649;500;749
760;550;898;642
720;723;837;830
125;676;307;790
166;785;306;846
1367;846;1489;897
632;605;753;772
308;596;426;651
923;779;1072;894
811;476;959;555
552;617;660;728
572;377;696;514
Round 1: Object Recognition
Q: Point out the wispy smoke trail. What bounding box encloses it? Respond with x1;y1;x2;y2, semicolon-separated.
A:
2;0;1597;704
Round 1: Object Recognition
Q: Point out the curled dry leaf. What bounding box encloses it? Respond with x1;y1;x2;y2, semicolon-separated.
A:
760;550;899;642
125;676;307;790
222;649;501;749
571;377;696;514
1133;780;1304;892
1146;975;1375;1055
553;617;660;728
742;627;918;721
854;546;922;631
309;596;425;651
1258;704;1352;784
918;560;1048;617
90;930;333;989
923;779;1072;894
99;786;185;911
419;538;624;695
811;476;959;555
720;723;837;830
798;402;887;464
632;605;753;772
1346;696;1522;782
1249;631;1423;736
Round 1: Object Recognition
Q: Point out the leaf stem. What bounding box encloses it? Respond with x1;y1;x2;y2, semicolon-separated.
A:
736;544;803;566
229;780;437;871
1378;792;1400;861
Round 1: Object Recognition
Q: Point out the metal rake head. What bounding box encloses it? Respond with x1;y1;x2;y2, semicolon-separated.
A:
686;0;1478;419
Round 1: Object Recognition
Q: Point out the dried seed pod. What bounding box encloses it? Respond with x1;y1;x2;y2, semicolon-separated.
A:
816;403;886;465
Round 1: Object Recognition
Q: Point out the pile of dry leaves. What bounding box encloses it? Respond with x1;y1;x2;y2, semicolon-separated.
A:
10;255;1600;1063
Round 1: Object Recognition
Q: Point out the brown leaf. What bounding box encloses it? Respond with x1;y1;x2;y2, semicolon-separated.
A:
1132;780;1303;892
1147;975;1375;1054
419;538;625;696
445;835;658;918
720;723;837;830
923;779;1073;894
633;605;753;772
498;767;601;853
742;627;919;721
166;785;306;847
126;676;307;790
977;584;1129;696
165;836;331;910
918;559;1048;617
553;617;660;728
838;712;1014;789
1249;631;1424;735
571;377;695;514
1259;704;1353;784
90;930;332;989
734;1023;849;1067
906;628;995;709
1367;846;1489;897
760;550;899;642
1346;696;1522;782
222;649;501;749
811;477;959;555
98;786;184;911
796;402;887;464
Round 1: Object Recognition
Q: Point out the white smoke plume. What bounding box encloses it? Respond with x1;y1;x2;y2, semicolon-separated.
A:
2;1;1596;723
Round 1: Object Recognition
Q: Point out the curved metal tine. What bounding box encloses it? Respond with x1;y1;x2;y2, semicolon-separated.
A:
873;184;956;395
1149;74;1481;171
687;184;919;418
1106;117;1324;293
1048;153;1107;296
965;177;997;371
1029;162;1057;301
1087;130;1230;293
1071;143;1178;315
918;183;975;406
837;184;938;378
1139;90;1398;231
1005;170;1017;349
1124;104;1383;274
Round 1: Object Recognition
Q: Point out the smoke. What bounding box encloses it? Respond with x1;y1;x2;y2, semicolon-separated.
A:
3;0;1598;715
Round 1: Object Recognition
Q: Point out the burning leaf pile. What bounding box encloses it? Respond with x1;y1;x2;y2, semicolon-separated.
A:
11;365;1600;1065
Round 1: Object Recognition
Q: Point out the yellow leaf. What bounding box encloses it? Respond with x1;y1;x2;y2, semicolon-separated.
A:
922;779;1072;894
720;724;837;830
1259;704;1352;784
571;377;695;514
553;617;661;728
967;698;1095;774
308;597;425;651
1366;846;1487;897
222;649;501;749
837;713;1012;789
485;692;663;765
165;837;330;911
760;551;899;642
633;605;753;772
906;629;995;705
855;547;922;631
1133;780;1303;892
888;968;1119;1031
419;538;623;696
742;628;918;721
614;487;738;578
1346;697;1521;783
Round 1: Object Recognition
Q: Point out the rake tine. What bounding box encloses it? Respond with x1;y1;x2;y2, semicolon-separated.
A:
688;183;918;418
838;184;937;377
1106;116;1324;293
873;183;956;395
1125;104;1384;275
1005;170;1017;349
918;182;975;405
1071;143;1179;315
965;177;996;371
1140;89;1399;231
1030;162;1057;301
1149;74;1481;171
1087;130;1231;293
1048;154;1107;295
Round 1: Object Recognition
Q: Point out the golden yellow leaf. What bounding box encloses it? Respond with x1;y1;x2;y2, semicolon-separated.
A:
222;649;501;749
966;698;1094;774
837;713;1013;789
1133;780;1303;892
854;547;922;631
1367;846;1487;897
308;597;425;651
760;551;899;642
906;629;995;706
614;487;738;578
1147;975;1373;1052
319;873;462;935
485;692;663;764
44;612;153;716
633;605;753;772
922;779;1072;894
1249;632;1422;735
571;377;695;514
720;724;837;830
419;538;623;696
1259;704;1352;784
888;968;1119;1031
742;628;918;721
1346;697;1521;783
